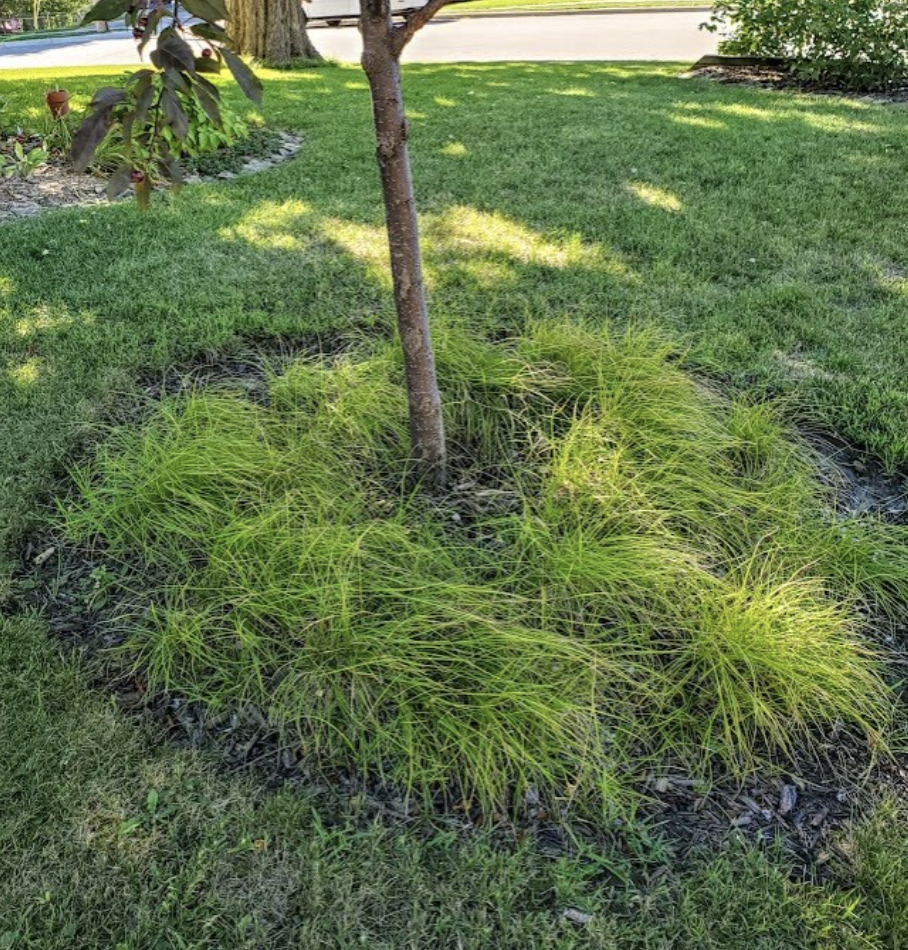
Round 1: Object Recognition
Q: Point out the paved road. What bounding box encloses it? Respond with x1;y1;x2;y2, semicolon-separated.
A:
0;11;716;69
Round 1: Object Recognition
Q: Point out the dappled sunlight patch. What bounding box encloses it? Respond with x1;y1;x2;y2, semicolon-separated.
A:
440;141;469;157
441;259;518;289
260;67;329;83
219;200;312;251
195;189;240;209
707;103;882;134
433;96;458;108
709;103;787;123
547;86;595;98
798;112;881;134
319;217;391;286
670;113;727;131
426;206;632;278
627;182;683;213
0;276;12;299
8;357;42;387
14;303;81;338
580;65;646;81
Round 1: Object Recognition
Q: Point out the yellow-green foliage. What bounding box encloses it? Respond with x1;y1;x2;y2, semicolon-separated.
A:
64;324;906;809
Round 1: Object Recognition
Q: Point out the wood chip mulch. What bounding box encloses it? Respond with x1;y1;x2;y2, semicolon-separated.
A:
8;346;908;871
685;64;908;103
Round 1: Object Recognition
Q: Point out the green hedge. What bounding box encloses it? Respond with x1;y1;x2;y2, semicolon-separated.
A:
707;0;908;90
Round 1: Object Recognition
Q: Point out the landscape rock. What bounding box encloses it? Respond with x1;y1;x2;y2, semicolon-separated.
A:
562;908;593;926
242;159;272;173
779;784;798;816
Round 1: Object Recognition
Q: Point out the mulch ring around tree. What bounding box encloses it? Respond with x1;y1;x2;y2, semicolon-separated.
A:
0;130;304;223
683;57;908;103
9;341;908;874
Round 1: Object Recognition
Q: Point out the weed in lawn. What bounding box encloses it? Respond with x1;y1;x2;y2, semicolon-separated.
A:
63;324;905;811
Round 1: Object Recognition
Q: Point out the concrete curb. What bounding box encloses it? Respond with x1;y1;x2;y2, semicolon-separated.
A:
437;4;710;17
307;5;711;26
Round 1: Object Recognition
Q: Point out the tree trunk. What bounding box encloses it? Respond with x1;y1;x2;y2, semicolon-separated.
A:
361;0;446;486
230;0;321;64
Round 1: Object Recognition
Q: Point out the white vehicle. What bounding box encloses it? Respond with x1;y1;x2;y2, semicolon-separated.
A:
305;0;428;25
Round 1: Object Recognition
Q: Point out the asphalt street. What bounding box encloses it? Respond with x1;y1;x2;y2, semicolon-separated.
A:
0;10;717;68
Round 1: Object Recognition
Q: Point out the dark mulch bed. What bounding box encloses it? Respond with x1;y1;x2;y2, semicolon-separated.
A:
11;341;908;878
686;62;908;103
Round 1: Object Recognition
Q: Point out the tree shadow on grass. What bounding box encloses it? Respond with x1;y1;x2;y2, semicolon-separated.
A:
1;65;908;948
1;61;908;549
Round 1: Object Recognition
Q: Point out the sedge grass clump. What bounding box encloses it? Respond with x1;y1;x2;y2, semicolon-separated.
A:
63;323;906;809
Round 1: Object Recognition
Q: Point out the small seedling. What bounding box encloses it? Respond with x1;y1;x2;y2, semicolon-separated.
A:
0;141;47;179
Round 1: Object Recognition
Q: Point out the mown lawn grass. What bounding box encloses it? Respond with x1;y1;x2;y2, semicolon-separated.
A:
1;62;907;946
2;62;908;554
1;614;901;949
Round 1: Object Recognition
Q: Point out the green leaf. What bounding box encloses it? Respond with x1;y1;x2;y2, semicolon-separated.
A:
125;67;155;84
192;78;222;126
161;87;189;140
181;0;229;23
161;66;191;94
137;7;166;54
118;816;143;836
189;21;226;41
71;90;125;172
194;56;222;74
81;0;131;25
135;175;152;210
158;156;183;192
154;29;197;73
221;49;262;105
90;86;128;110
133;73;155;126
106;163;132;200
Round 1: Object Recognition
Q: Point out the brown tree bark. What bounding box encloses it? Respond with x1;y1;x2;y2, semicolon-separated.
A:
361;0;446;486
230;0;321;64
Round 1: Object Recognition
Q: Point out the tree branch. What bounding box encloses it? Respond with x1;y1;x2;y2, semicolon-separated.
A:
392;0;454;55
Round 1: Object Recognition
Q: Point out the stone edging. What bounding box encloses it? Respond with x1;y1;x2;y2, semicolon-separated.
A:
0;130;304;223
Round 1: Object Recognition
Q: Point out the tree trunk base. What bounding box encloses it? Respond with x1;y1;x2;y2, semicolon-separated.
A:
230;0;322;65
361;3;447;486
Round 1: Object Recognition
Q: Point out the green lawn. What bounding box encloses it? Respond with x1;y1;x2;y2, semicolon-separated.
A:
1;62;908;947
450;0;708;13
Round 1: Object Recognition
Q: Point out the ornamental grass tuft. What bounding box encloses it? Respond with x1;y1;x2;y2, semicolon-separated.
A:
64;323;905;810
